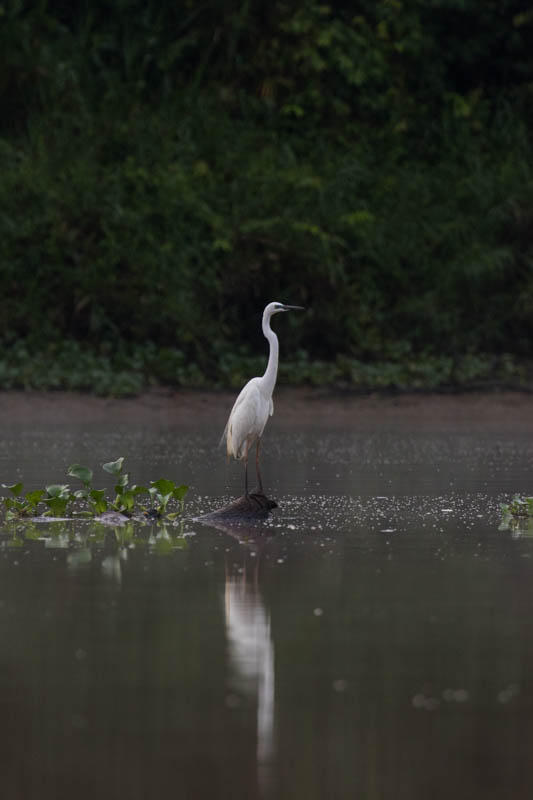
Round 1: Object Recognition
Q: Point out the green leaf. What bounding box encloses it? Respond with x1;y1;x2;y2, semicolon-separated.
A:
151;478;175;495
103;457;124;475
25;489;45;506
46;484;71;498
172;484;189;502
2;482;23;496
158;492;172;510
92;498;108;514
131;485;148;496
44;497;69;516
115;474;129;493
340;210;376;227
120;492;135;512
68;464;93;485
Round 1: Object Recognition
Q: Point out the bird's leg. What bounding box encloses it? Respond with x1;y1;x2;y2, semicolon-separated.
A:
243;440;249;499
255;438;263;495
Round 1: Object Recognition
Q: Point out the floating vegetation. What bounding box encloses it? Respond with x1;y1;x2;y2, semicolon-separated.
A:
1;457;188;522
499;495;533;533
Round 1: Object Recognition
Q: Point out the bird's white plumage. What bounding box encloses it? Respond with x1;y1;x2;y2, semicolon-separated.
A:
223;378;273;460
221;301;303;493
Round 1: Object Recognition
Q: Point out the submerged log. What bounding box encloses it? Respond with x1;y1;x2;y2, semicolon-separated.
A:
198;491;278;522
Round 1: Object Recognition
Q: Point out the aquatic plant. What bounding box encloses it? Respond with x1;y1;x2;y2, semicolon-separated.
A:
1;458;188;522
499;495;533;533
147;479;189;520
500;495;533;519
1;483;45;519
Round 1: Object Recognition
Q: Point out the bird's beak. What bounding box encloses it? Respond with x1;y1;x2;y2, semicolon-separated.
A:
281;305;305;311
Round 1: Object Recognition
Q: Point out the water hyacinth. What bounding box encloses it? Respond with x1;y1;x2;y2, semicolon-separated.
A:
1;458;188;522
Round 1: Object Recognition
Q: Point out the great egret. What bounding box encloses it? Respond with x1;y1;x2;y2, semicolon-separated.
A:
221;302;304;497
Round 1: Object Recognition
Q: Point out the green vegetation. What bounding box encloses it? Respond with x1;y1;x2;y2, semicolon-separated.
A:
1;457;188;520
500;494;533;533
500;495;533;519
0;337;529;395
1;1;532;393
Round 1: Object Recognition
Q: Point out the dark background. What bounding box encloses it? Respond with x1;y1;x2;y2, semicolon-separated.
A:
1;0;532;393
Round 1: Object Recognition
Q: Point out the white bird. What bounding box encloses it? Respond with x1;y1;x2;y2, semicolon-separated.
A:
221;302;304;497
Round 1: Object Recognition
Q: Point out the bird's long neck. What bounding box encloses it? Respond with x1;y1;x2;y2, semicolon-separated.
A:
261;312;279;398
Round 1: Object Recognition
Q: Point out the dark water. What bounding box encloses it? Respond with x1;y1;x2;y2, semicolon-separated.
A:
1;416;533;799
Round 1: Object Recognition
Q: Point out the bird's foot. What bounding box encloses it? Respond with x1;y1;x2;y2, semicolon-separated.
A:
248;489;278;511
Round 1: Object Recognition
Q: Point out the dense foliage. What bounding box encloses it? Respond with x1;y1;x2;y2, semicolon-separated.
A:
1;0;532;392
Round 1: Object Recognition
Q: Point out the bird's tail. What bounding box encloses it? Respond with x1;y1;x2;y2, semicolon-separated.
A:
220;422;244;461
219;423;228;449
220;422;232;461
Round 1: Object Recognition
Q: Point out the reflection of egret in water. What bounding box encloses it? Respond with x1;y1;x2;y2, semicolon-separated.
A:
213;521;277;796
99;528;130;587
101;548;128;585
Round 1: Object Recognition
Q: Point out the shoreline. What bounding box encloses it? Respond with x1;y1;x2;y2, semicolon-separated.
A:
0;387;531;433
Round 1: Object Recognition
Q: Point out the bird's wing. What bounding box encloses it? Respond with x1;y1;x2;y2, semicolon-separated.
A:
269;397;274;416
220;382;250;447
219;421;229;449
220;383;249;447
223;380;267;459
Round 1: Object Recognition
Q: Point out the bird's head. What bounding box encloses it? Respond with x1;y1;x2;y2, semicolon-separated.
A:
265;302;305;317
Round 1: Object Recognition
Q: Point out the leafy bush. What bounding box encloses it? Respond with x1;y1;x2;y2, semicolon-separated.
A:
0;0;532;392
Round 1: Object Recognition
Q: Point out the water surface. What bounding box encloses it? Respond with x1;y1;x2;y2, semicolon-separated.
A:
0;404;532;799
